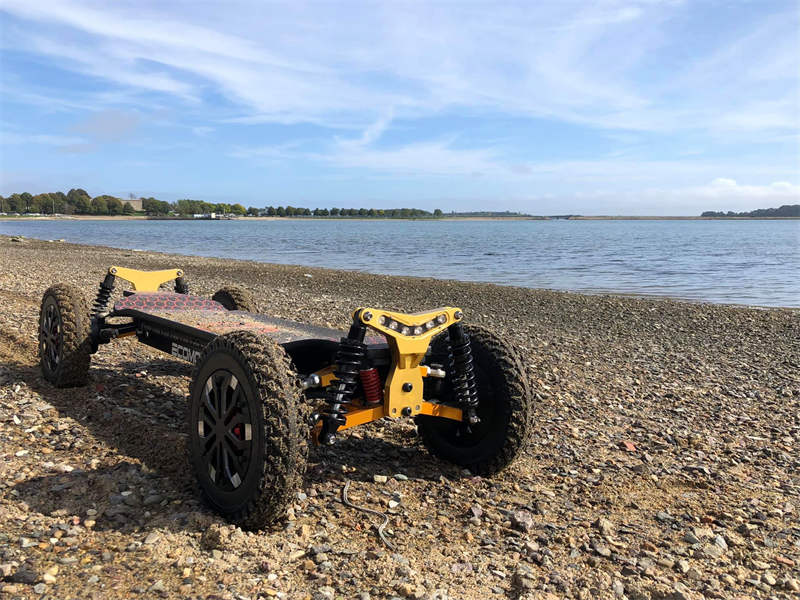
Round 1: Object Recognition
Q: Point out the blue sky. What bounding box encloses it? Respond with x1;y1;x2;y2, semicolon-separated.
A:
1;0;798;215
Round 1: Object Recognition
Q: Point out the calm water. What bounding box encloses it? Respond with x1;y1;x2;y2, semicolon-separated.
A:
2;219;798;307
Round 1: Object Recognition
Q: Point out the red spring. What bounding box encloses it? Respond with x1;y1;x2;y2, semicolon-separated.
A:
359;368;383;405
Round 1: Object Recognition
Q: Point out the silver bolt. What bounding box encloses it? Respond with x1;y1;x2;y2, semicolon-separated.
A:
454;310;464;320
362;311;372;322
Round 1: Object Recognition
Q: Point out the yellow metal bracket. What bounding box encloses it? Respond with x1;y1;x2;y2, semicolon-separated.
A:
356;306;463;418
108;266;184;292
309;354;463;443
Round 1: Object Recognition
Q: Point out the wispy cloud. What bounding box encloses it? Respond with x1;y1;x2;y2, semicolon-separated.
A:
3;0;796;135
1;131;87;146
1;0;797;212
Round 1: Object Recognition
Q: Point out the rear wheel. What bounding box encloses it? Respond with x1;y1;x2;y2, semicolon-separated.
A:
38;284;91;387
187;331;307;529
212;286;256;312
417;325;532;475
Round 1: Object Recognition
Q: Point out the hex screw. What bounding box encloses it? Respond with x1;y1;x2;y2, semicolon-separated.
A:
402;382;413;392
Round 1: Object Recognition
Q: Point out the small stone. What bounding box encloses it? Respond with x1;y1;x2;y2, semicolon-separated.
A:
396;583;417;597
511;565;536;591
761;572;776;586
468;504;483;519
143;532;160;545
657;558;675;569
683;531;701;544
511;509;535;532
149;580;166;593
594;517;614;537
313;587;335;600
593;542;611;558
676;559;690;574
699;543;724;559
33;583;46;594
394;473;408;481
88;575;100;584
301;559;316;571
713;534;727;550
786;578;800;592
388;500;400;509
685;567;702;580
751;559;769;570
200;524;229;550
373;475;388;484
656;511;673;522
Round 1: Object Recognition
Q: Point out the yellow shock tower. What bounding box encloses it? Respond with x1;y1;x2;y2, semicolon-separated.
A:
107;266;184;291
315;307;464;437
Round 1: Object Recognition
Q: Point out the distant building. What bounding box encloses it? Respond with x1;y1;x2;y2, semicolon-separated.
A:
126;198;143;211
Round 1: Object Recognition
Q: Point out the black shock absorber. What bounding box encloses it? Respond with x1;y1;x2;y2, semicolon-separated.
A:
92;272;116;319
89;272;116;351
447;323;481;424
317;313;367;445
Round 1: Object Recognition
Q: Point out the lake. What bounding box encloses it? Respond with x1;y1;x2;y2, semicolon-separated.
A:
1;218;798;307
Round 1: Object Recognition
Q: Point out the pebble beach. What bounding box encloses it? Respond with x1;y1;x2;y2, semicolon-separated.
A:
0;235;798;599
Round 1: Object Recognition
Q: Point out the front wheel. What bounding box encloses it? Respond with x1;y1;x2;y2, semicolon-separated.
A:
187;331;307;529
212;286;256;312
38;284;91;387
417;325;532;475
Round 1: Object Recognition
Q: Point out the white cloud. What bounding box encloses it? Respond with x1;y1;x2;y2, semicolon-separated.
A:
2;0;796;137
1;131;87;146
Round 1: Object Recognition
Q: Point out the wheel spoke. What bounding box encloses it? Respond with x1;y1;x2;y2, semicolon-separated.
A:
223;381;240;423
203;378;218;419
225;429;251;451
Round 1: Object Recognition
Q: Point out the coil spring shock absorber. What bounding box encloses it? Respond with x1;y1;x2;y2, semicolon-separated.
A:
88;271;116;352
447;323;481;424
359;368;383;405
318;313;368;445
92;272;116;319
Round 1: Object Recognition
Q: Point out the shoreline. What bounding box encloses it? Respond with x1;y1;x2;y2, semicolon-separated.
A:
2;235;796;310
0;236;797;598
2;214;798;222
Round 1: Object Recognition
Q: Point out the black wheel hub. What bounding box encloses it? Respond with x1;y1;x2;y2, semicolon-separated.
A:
197;370;253;491
41;300;61;372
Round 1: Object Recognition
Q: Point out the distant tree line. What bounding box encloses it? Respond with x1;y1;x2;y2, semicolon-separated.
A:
701;204;799;218
0;189;137;215
0;189;449;218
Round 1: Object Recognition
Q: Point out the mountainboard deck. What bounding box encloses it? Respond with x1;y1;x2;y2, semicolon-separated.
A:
112;292;387;346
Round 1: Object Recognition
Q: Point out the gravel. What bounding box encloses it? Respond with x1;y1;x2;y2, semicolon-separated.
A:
0;235;798;599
